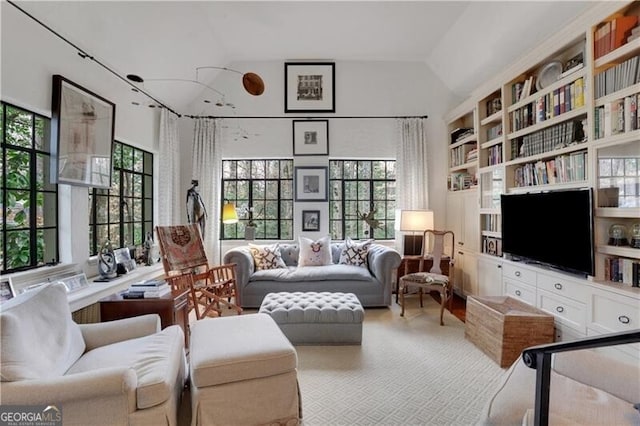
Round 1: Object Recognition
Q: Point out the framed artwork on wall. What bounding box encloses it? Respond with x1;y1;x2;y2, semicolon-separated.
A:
51;74;115;189
285;62;335;113
294;166;328;201
293;120;329;156
302;210;321;231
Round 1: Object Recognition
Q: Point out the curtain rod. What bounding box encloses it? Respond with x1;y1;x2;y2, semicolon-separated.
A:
184;115;429;120
7;0;182;118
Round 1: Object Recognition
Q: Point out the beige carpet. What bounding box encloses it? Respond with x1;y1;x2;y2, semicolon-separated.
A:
295;300;507;425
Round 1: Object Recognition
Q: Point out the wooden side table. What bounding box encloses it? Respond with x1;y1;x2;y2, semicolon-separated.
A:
100;288;190;350
395;255;450;303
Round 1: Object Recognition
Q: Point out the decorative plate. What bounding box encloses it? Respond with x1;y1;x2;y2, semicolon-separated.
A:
535;61;563;91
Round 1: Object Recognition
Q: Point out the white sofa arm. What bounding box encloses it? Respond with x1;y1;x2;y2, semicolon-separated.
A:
80;314;161;351
0;367;137;423
367;245;402;301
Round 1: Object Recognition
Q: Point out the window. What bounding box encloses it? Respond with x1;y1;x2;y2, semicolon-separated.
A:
221;159;293;239
89;142;153;255
1;102;58;273
598;156;640;208
329;160;396;240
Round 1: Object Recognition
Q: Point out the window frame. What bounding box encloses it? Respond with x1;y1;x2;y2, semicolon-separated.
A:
221;159;294;240
1;101;58;273
89;141;154;255
329;159;396;240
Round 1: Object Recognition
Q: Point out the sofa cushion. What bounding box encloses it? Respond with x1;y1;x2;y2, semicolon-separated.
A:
298;236;332;266
249;243;287;270
251;264;373;283
339;237;373;267
66;325;185;409
0;283;85;382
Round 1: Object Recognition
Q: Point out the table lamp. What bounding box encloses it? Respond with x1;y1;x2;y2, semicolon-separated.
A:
399;210;434;255
222;201;239;224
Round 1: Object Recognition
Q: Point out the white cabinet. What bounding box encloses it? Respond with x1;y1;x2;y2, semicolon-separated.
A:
476;255;503;296
455;250;478;297
447;190;479;297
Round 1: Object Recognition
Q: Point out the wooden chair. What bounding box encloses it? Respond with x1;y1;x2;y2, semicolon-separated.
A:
156;224;242;320
399;229;455;325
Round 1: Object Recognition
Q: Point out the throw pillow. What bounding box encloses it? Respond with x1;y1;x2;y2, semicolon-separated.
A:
248;243;287;270
339;237;373;267
298;236;333;266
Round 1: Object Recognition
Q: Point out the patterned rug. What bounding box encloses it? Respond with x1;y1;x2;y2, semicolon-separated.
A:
296;300;507;425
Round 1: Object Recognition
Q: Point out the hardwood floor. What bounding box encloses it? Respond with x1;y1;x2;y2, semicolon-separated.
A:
432;292;466;322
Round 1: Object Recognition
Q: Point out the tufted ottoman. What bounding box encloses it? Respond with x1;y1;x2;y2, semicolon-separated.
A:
259;291;365;345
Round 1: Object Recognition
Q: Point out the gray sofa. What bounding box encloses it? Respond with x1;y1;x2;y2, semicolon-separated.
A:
224;242;402;308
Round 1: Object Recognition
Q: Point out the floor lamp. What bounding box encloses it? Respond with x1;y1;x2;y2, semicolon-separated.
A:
399;210;434;256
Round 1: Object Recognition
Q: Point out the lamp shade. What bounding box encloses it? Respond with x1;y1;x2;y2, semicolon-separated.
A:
222;202;239;224
399;210;434;232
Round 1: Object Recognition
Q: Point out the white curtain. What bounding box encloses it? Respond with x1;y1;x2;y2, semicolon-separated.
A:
158;108;181;225
191;118;221;261
396;117;429;209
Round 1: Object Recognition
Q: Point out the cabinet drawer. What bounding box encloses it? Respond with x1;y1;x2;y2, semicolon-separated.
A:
537;289;586;333
591;291;640;333
504;279;536;305
537;273;588;304
502;263;536;286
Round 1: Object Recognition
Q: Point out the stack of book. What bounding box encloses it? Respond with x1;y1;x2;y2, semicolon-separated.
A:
124;279;171;299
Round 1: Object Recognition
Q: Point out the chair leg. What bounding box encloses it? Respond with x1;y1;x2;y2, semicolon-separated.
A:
400;282;406;317
419;288;423;308
439;289;446;326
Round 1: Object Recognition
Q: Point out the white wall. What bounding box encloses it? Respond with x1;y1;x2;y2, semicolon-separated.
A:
178;60;458;249
1;2;160;270
2;0;457;268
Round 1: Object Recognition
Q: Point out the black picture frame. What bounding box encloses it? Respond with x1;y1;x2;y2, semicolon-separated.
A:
294;166;328;201
293;120;329;156
51;75;115;189
285;62;335;113
302;210;321;232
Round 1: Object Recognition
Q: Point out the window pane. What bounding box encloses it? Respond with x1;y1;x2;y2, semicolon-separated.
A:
6;149;30;189
5;106;32;148
96;225;109;247
252;160;265;179
625;158;637;176
6;229;31;269
358;161;371;179
112;143;122;169
95;195;108;223
6;190;30;229
266;181;278;199
280;200;293;219
39;192;57;227
237;160;250;179
372;161;386;179
34;116;49;151
122;145;134;170
599;159;612;177
36;153;56;191
144;198;152;221
266;160;279;178
133;150;143;173
612;159;625;176
344;161;357;179
143;152;153;174
281;180;292;199
281;161;292;178
133;174;142;197
109;196;120;222
252;181;265;199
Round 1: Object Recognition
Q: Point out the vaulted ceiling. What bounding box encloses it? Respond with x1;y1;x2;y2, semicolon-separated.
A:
10;1;591;113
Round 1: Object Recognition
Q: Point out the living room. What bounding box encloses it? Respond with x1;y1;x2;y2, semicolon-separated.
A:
2;1;640;425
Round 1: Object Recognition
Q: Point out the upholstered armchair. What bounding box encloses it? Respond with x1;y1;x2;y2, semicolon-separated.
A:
0;283;186;426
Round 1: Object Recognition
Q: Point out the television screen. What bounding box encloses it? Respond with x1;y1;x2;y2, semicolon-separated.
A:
501;188;594;277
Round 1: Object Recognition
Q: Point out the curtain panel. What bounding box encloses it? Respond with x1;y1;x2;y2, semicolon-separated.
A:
191;118;221;261
158;108;181;225
396;118;429;210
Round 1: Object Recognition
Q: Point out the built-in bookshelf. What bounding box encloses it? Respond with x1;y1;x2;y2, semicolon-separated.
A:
447;108;478;191
445;1;640;295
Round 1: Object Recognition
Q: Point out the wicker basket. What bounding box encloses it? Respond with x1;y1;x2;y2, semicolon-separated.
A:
465;296;555;368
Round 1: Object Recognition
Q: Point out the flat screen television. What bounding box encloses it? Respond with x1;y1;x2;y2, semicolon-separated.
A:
501;188;594;277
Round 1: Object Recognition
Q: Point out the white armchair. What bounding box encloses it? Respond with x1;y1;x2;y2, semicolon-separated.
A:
0;283;186;425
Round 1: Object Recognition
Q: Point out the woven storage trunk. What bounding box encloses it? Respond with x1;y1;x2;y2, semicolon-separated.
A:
465;296;555;368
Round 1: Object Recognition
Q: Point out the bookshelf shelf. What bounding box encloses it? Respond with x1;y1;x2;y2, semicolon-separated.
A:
506;180;588;194
480;111;502;126
594;35;640;70
481;136;503;149
597;245;640;259
450;133;476;149
504;143;588;167
507;69;587;113
507;107;587;140
595;207;640;218
595;83;640;106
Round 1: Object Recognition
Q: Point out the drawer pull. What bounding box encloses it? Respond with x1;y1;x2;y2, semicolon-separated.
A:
515;290;522;296
497;265;502;269
556;306;564;313
459;241;464;246
554;283;563;290
515;271;521;277
618;315;630;325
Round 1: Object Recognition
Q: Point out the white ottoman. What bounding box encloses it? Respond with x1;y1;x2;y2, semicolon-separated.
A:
259;292;364;345
189;314;300;426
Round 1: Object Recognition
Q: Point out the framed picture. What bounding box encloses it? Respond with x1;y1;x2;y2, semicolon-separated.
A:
302;210;321;231
285;62;335;113
51;75;115;189
0;277;15;303
114;247;137;273
293;120;329;156
57;273;90;293
294;166;328;201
